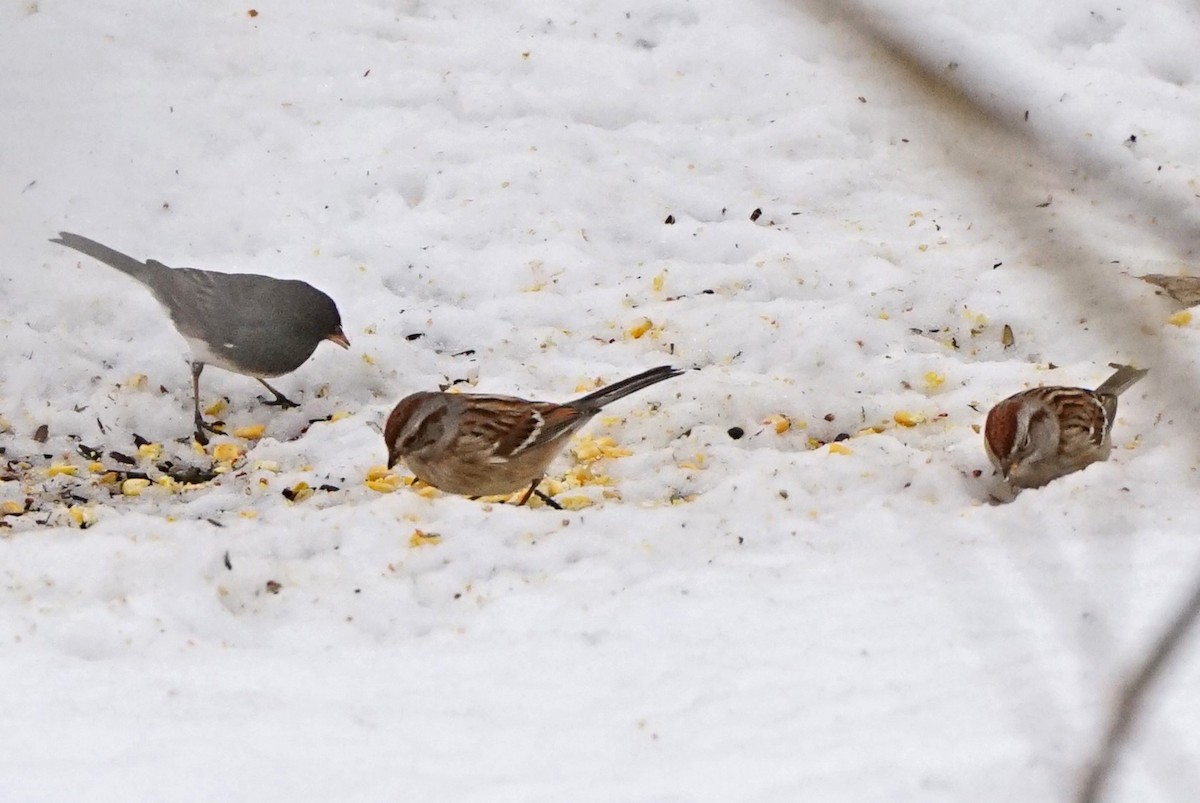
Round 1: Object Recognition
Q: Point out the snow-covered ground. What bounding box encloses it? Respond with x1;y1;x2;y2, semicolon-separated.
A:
3;0;1200;799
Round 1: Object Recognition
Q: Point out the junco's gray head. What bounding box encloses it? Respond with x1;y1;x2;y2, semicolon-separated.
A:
51;231;350;444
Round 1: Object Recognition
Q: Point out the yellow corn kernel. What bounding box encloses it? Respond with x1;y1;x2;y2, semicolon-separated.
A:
923;371;945;390
212;443;242;463
894;411;926;427
365;475;402;493
286;482;313;503
204;399;227;416
365;465;391;481
409;529;442;547
1;500;23;515
88;461;104;473
252;460;280;473
764;414;791;434
47;464;77;477
234;424;266;440
137;443;162;461
121;478;151;496
330;410;351;422
828;442;852;455
68;506;95;527
1168;310;1192;327
652;272;666;292
124;373;148;390
239;509;258;519
556;495;594;510
626;317;653;339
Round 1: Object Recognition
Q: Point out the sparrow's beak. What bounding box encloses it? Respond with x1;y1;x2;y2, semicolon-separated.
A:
326;327;351;350
387;450;398;470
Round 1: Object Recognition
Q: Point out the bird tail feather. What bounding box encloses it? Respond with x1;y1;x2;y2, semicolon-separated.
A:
50;232;162;284
574;365;683;411
1095;363;1149;397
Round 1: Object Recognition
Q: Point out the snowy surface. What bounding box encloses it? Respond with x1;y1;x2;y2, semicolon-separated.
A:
3;0;1200;800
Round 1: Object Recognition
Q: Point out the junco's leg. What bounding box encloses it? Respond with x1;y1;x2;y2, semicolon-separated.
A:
255;378;299;409
190;362;224;445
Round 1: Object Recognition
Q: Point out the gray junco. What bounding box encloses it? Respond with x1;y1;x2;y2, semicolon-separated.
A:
51;232;350;445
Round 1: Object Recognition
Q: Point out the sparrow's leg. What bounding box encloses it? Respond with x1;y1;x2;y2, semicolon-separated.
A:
191;362;224;445
255;378;299;409
516;478;562;509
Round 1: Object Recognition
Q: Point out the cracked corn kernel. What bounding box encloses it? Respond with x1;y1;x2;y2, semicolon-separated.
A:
571;434;631;462
923;372;945;390
137;443;162;461
121;478;151;496
626;317;653;339
1;500;23;515
68;506;95;527
764;414;791;434
409;529;441;547
894;411;926;427
827;442;852;455
212;443;242;463
365;475;402;493
204;399;227;416
1168;310;1192;326
234;424;266;440
286;482;313;503
47;464;77;477
556;496;594;510
652;272;666;292
365;465;391;481
330;410;351;422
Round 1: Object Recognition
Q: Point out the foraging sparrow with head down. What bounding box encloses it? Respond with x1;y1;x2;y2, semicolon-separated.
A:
384;365;683;507
51;232;350;445
984;363;1148;489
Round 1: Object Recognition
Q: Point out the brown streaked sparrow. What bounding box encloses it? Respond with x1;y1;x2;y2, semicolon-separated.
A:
51;232;350;445
984;363;1148;489
384;365;683;507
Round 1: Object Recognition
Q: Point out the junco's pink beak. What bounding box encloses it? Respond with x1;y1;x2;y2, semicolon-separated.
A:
326;327;351;349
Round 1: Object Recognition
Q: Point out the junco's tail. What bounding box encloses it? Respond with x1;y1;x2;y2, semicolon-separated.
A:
50;232;165;285
572;365;683;412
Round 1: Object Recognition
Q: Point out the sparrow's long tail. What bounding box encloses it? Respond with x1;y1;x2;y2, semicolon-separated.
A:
1095;363;1149;398
573;365;684;412
50;232;166;285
